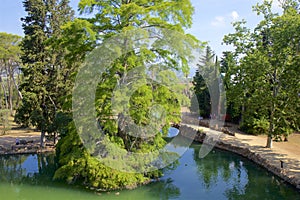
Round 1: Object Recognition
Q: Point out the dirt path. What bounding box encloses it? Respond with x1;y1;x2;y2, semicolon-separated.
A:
181;111;300;161
0;120;54;154
0;131;40;151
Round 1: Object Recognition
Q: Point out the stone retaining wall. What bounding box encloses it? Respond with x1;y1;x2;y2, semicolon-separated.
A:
179;124;300;190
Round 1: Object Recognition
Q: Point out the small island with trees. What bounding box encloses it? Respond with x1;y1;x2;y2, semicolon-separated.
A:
0;0;299;198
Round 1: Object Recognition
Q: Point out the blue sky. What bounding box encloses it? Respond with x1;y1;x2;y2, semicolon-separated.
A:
0;0;282;57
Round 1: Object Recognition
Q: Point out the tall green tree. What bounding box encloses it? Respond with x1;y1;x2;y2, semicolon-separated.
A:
220;51;240;123
15;0;74;146
191;46;221;118
223;0;300;147
191;46;212;117
0;32;22;134
0;32;22;115
55;0;199;190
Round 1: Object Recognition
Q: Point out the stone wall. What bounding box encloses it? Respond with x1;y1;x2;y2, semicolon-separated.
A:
179;124;300;190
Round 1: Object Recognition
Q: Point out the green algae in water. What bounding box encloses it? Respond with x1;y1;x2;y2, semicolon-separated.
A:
0;144;299;200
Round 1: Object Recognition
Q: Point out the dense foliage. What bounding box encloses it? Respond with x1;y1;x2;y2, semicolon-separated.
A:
190;0;300;148
222;0;300;147
54;0;199;190
15;0;74;145
191;46;220;118
12;0;300;192
0;32;22;134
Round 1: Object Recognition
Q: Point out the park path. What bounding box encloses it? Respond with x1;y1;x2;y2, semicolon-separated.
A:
183;123;300;190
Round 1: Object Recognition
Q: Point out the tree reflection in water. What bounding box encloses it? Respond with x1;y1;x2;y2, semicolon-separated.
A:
147;178;180;199
0;145;299;200
0;153;56;184
0;154;28;182
191;144;300;199
193;145;247;191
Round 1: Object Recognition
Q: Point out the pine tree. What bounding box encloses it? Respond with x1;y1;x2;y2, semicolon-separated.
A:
0;32;22;115
191;46;221;118
15;0;74;146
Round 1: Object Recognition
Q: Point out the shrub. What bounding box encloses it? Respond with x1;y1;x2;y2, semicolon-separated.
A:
252;117;269;135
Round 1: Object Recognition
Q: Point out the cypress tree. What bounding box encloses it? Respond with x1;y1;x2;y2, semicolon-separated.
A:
15;0;74;146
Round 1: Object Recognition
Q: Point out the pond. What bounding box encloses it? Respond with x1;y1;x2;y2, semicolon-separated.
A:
0;143;299;200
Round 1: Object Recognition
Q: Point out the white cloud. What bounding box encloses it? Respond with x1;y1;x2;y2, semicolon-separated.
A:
211;16;225;27
230;11;239;21
211;11;239;28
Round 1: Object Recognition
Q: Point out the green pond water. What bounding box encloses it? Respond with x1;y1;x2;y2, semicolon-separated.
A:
0;143;299;200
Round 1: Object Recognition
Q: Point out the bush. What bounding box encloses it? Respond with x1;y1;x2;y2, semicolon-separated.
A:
252;117;269;135
240;116;269;135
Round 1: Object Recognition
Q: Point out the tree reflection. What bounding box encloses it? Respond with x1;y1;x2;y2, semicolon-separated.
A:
0;154;56;184
0;155;28;183
192;144;300;199
147;178;180;199
192;145;247;190
224;164;300;200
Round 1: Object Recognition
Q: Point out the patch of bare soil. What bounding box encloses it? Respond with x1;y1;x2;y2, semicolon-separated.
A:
0;117;53;154
272;134;300;161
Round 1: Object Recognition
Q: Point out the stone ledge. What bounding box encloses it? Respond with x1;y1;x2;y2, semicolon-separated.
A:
179;124;300;191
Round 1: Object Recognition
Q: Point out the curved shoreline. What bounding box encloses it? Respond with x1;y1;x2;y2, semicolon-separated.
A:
180;124;300;191
1;125;299;192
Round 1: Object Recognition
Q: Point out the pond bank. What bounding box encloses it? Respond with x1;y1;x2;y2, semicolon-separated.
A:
180;124;300;190
1;123;300;191
0;133;55;155
0;147;55;156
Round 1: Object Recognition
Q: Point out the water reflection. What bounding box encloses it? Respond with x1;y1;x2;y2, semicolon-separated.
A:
0;154;28;182
0;153;56;184
190;145;300;199
147;178;181;199
193;146;248;191
0;145;299;200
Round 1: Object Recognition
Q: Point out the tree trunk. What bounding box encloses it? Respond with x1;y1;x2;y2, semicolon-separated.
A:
266;135;272;148
6;64;14;116
53;132;58;145
40;130;46;148
8;81;13;116
240;104;245;127
266;69;278;148
12;73;23;99
0;75;8;109
266;106;274;148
